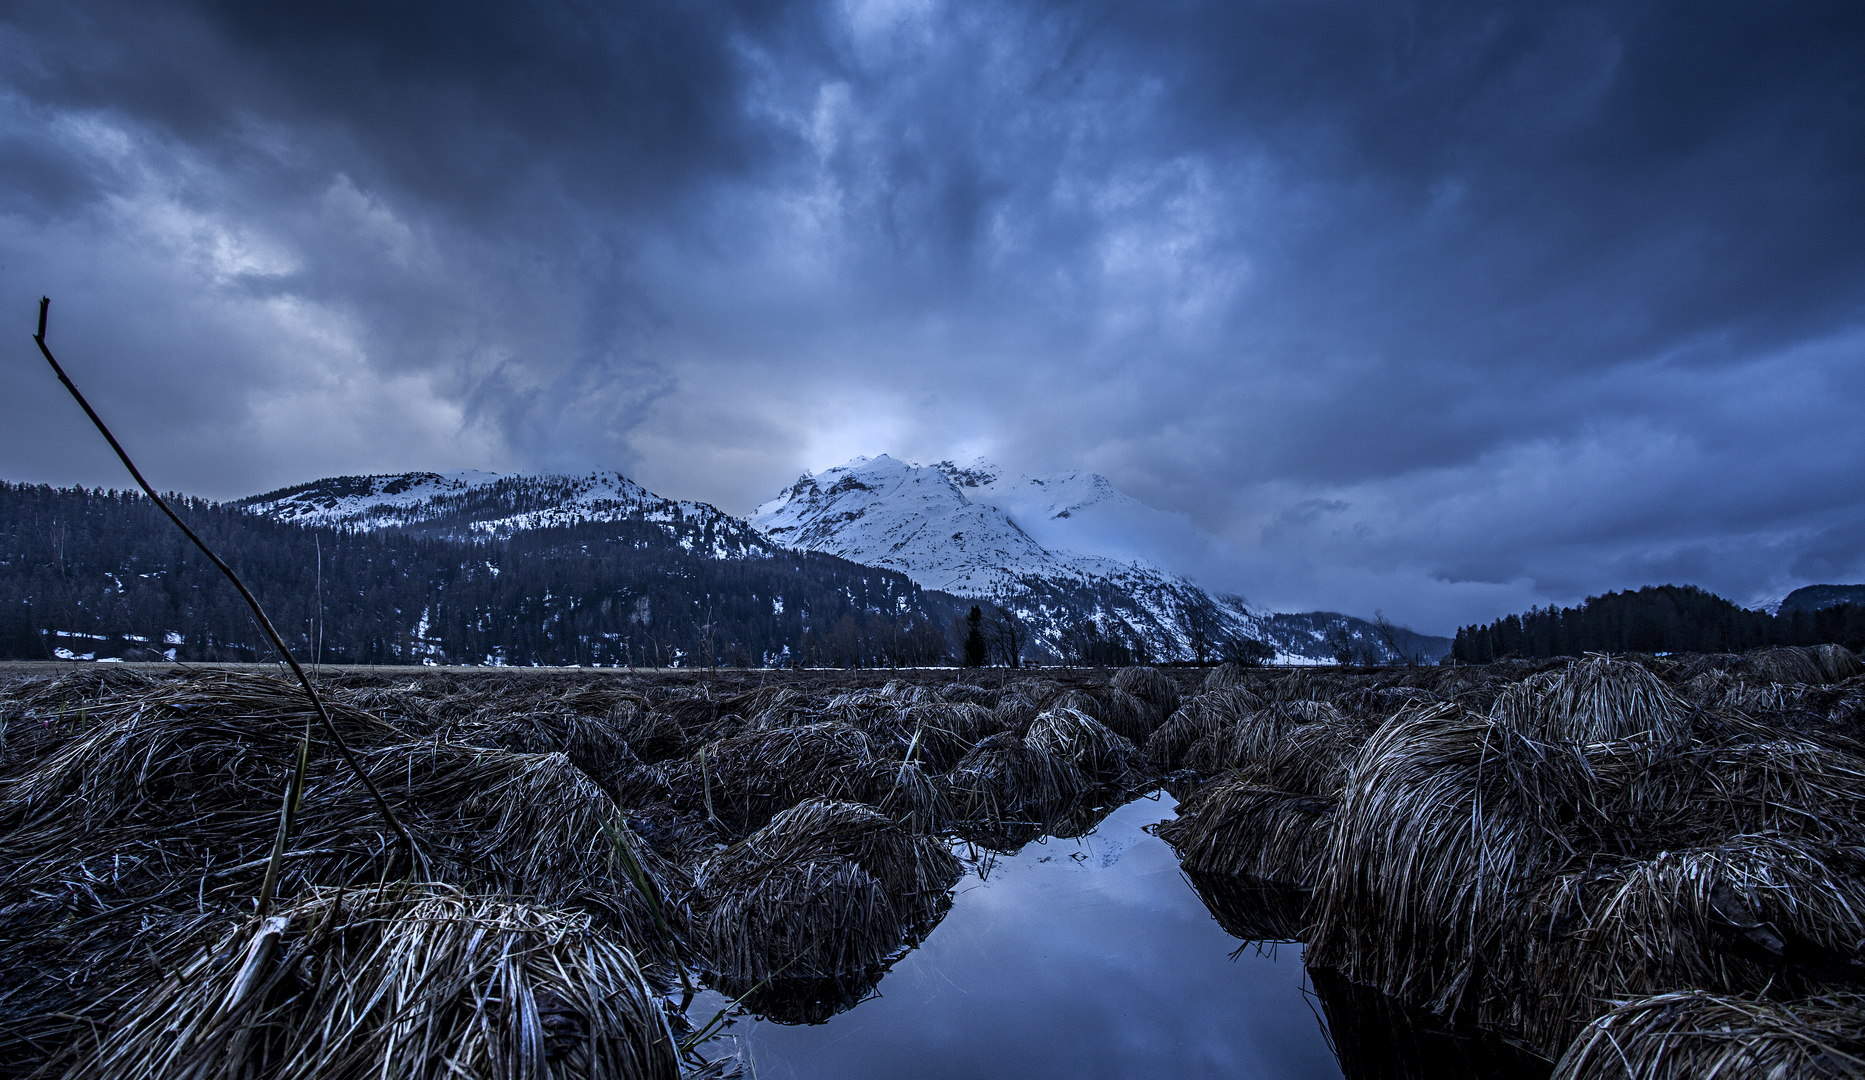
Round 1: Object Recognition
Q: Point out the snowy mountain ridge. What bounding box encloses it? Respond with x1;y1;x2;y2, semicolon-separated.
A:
235;460;1452;664
239;470;770;559
752;455;1274;660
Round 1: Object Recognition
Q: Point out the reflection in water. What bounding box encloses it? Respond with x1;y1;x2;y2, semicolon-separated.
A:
691;794;1343;1080
1309;969;1552;1080
687;792;1551;1079
1181;870;1314;943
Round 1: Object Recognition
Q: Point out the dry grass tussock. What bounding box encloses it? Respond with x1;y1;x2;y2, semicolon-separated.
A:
1489;654;1688;748
1049;686;1156;743
1142;687;1264;771
1110;665;1182;727
58;885;679;1080
1183;699;1350;776
1514;836;1865;1052
1551;991;1865;1080
1308;701;1597;1019
1156;777;1336;890
1023;708;1141;783
942;732;1089;835
0;664;1181;1076
694;799;960;985
1149;648;1865;1064
1746;646;1831;686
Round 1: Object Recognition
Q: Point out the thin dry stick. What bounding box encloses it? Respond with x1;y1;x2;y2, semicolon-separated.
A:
30;296;419;892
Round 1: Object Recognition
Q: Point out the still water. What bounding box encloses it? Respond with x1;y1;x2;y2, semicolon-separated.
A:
688;794;1345;1080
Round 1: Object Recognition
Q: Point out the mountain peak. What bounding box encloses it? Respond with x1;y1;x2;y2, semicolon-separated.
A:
931;457;1001;488
240;468;769;559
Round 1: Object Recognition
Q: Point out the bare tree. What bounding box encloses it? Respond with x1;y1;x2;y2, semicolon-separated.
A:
1181;596;1220;664
1371;609;1420;666
987;603;1025;668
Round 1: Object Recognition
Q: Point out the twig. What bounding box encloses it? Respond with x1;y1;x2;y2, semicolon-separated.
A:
29;297;419;891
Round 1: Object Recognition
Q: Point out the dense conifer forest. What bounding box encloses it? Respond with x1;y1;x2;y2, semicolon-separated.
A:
1451;583;1865;662
0;482;964;667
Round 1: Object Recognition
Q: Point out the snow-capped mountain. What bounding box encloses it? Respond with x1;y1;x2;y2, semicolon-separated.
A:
236;461;1450;665
752;455;1274;661
754;455;1452;664
240;470;770;559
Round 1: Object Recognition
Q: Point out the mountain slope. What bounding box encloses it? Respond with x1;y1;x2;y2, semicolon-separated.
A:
4;481;958;667
752;455;1445;664
240;471;769;559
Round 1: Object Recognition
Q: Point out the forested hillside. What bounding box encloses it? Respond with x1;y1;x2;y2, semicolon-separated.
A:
0;483;963;667
1451;583;1865;662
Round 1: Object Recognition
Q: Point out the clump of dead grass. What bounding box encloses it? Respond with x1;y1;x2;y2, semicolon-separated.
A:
694;799;960;987
1023;708;1141;783
1156;777;1336;890
56;885;680;1080
943;732;1089;828
1309;702;1594;1019
1551;991;1865;1080
1489;655;1688;748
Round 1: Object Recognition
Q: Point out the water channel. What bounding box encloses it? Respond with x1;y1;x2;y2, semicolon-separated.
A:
685;792;1551;1079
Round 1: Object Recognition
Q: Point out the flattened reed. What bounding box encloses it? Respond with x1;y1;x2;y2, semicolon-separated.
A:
58;885;679;1080
1156;777;1336;889
1024;708;1141;782
695;799;960;985
1551;991;1865;1080
1489;655;1688;748
1309;702;1593;1019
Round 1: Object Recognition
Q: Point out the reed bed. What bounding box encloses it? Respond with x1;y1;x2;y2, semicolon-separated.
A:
1155;777;1336;888
1551;991;1865;1080
1023;708;1142;782
694;799;960;985
57;885;680;1080
0;663;1193;1073
1150;647;1865;1067
10;649;1863;1074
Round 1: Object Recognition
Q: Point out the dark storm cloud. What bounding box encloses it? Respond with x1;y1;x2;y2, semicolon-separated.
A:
2;0;1862;630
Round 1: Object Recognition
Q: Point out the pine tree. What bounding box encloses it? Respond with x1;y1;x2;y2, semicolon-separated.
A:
964;605;988;667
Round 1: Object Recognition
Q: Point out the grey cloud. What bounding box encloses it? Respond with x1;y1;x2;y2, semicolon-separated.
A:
2;0;1862;632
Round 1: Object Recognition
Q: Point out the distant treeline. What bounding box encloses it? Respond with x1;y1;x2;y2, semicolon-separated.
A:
0;482;966;668
1451;584;1865;662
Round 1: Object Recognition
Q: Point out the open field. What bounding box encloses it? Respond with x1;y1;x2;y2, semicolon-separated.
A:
3;650;1863;1078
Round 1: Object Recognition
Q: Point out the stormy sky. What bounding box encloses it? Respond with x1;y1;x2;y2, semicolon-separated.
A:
3;0;1862;633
